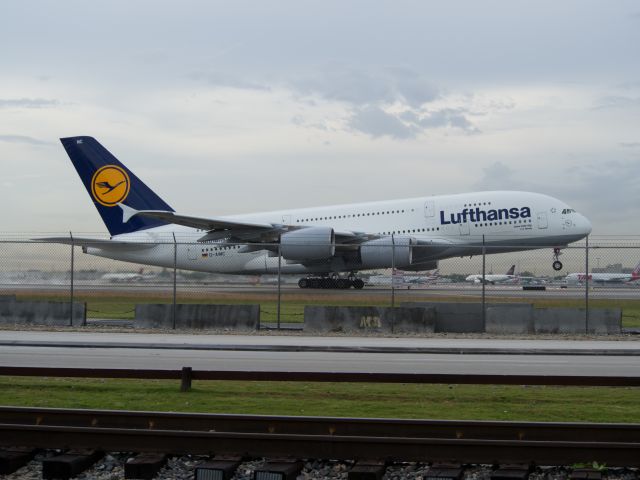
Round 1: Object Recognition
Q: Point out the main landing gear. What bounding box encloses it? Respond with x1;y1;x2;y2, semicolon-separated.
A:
298;274;365;289
552;247;563;271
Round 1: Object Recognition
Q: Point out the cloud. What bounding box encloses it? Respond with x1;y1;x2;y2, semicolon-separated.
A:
593;95;640;110
287;66;482;138
348;106;418;139
188;71;270;91
619;142;640;148
0;98;59;108
187;64;479;139
617;80;640;89
0;134;52;146
290;66;439;108
348;105;479;139
473;161;527;191
418;108;479;133
556;159;640;232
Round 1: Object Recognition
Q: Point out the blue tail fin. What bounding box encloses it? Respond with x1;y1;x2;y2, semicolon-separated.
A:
60;136;174;236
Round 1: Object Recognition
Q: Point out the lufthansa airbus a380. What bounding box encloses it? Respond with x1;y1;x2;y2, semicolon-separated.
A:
46;136;592;289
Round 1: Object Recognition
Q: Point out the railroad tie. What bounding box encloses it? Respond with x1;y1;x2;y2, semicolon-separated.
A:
41;449;104;480
254;459;304;480
570;469;604;480
490;464;532;480
348;460;386;480
0;448;36;475
424;462;465;480
194;456;243;480
124;453;167;479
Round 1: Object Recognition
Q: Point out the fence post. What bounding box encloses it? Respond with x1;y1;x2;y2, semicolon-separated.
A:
481;235;486;331
180;366;192;392
172;233;177;330
585;235;589;333
69;231;74;327
277;244;282;330
391;234;396;308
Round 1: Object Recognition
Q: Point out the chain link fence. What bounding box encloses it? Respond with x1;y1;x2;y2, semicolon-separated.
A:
1;234;639;329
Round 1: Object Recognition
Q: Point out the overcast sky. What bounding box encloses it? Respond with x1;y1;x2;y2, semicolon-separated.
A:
1;0;639;236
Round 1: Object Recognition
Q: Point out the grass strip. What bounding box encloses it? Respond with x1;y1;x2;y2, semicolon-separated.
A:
1;377;639;423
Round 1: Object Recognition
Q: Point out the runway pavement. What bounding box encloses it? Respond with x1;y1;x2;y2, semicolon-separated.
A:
1;331;639;376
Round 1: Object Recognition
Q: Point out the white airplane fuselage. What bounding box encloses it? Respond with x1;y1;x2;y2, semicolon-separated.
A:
85;191;592;275
565;273;637;284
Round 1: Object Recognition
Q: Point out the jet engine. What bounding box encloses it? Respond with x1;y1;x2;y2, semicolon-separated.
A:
280;226;335;261
359;236;415;269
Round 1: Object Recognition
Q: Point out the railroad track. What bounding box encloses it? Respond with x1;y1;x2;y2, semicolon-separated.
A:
1;406;640;468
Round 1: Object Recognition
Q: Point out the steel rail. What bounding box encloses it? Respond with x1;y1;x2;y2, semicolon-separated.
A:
1;422;640;466
1;406;639;443
1;366;640;386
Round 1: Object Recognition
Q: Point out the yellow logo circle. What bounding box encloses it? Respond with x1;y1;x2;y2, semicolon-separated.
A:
91;165;131;207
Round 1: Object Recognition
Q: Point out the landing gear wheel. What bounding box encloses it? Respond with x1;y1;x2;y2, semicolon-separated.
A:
352;279;365;289
552;247;563;271
337;279;350;289
298;278;309;289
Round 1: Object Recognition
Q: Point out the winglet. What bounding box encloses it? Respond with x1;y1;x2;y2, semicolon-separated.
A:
119;203;140;223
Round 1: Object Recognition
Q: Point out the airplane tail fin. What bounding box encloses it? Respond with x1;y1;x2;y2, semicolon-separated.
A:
60;136;174;236
506;264;516;276
631;261;640;279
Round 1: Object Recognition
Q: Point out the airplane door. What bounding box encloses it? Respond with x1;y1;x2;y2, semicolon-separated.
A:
187;245;198;260
424;201;435;218
459;222;470;236
537;212;548;229
281;214;292;225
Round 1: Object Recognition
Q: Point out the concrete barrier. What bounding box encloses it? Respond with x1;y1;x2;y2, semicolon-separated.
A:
134;304;260;330
402;302;621;335
587;308;622;334
486;304;535;334
534;308;621;334
304;306;436;334
0;300;86;326
533;308;585;334
401;302;487;333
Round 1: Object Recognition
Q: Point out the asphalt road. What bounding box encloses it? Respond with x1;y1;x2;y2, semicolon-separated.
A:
1;332;639;376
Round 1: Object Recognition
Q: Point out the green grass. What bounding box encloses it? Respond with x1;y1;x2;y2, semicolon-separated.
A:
1;377;639;422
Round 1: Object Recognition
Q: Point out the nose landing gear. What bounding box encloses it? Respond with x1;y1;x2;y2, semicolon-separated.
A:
552;247;563;271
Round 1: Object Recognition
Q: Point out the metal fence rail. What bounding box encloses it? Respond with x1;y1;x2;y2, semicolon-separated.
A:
2;366;640;387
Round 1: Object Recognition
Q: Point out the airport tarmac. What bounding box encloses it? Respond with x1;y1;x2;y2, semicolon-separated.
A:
1;331;639;376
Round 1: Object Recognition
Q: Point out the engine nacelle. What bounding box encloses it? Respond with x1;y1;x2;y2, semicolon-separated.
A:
280;226;335;261
359;236;415;269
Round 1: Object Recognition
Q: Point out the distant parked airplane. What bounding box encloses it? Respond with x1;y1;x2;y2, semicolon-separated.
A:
42;136;592;289
565;261;640;284
465;265;518;285
100;268;155;283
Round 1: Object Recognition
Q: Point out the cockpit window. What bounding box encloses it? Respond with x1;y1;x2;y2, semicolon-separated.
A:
562;208;576;214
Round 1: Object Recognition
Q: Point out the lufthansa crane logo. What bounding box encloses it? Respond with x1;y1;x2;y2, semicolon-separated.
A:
91;165;131;207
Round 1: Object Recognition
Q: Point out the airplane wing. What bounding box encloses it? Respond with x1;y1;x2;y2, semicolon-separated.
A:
120;204;381;245
120;203;274;232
